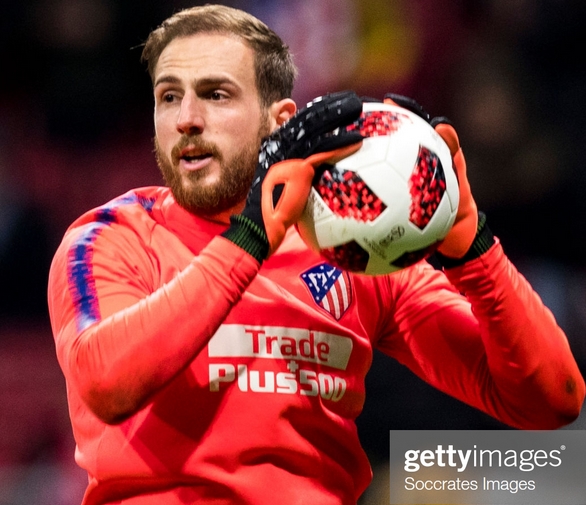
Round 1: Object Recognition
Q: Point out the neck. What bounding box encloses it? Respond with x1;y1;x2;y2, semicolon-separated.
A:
203;200;246;225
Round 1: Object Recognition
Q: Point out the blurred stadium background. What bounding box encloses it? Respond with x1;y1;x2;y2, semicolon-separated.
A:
1;0;585;503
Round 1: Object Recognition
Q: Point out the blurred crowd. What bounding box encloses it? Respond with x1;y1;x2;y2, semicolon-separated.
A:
1;0;585;504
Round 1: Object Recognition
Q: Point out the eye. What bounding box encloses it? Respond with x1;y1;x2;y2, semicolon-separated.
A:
155;86;181;105
162;93;176;103
208;90;229;101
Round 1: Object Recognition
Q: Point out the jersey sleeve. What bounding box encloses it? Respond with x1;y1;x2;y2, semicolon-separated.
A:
375;240;585;429
48;218;260;424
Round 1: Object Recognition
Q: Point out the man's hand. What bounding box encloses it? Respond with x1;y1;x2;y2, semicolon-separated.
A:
429;119;478;259
384;93;479;259
223;91;364;261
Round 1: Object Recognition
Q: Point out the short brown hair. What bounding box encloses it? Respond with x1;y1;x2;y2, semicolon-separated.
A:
141;4;297;108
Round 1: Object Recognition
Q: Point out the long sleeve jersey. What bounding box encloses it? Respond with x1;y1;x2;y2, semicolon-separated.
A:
47;186;584;505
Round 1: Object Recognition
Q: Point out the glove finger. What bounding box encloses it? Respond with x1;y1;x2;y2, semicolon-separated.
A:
304;130;363;157
284;91;363;159
298;90;363;137
433;121;460;157
305;142;363;168
306;141;363;184
429;115;453;128
383;93;431;122
432;121;479;258
260;159;315;254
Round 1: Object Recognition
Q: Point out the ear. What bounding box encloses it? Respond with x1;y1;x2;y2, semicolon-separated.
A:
268;98;296;131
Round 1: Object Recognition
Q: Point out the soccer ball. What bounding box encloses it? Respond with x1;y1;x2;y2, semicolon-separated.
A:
296;101;459;275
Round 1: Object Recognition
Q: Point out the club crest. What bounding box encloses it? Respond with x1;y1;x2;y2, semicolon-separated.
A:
301;263;352;320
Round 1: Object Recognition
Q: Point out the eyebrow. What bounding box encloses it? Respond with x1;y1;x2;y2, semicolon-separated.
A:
154;75;181;88
154;75;239;90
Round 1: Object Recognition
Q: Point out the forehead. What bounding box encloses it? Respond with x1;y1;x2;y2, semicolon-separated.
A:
154;33;256;87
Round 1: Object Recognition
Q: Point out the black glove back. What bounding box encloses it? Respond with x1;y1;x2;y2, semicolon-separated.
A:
262;91;364;163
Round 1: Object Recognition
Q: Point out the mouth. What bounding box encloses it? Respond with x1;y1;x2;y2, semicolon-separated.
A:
178;147;213;171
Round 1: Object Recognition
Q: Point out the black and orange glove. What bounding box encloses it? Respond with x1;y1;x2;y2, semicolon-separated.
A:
383;93;494;265
222;91;364;262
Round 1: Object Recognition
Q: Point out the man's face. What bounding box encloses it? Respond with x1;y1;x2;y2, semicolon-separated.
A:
153;33;271;219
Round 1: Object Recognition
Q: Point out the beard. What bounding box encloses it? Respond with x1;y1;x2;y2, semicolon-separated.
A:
155;120;270;218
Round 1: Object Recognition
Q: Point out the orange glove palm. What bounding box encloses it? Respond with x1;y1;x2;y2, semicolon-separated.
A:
260;144;362;255
383;94;478;259
431;120;478;258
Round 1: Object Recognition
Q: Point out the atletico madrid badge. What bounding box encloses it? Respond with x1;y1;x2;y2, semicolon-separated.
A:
300;263;352;320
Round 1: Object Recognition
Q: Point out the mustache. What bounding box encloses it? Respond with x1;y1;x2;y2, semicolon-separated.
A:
171;135;222;164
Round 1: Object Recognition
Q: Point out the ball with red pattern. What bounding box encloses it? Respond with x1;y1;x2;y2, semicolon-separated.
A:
297;101;459;275
316;167;386;222
409;146;447;230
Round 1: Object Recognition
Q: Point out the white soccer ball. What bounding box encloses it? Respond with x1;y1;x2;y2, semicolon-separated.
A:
296;101;459;275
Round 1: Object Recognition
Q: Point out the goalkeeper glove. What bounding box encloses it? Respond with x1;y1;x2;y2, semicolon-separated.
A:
222;91;364;262
383;93;493;263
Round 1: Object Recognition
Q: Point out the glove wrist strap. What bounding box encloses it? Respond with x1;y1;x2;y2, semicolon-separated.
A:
221;214;269;263
435;211;494;269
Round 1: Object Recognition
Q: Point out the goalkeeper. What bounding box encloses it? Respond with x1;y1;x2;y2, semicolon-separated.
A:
47;4;584;505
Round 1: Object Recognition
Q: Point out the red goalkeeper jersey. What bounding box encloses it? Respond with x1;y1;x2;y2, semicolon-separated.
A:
48;186;583;505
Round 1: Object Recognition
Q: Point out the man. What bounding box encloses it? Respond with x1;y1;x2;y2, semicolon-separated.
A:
47;4;584;505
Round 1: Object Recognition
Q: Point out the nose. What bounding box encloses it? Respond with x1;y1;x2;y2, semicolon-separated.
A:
176;92;205;135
